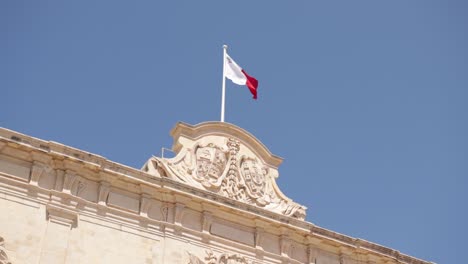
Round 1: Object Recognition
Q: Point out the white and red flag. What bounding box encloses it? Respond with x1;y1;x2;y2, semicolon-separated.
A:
220;45;259;122
224;53;259;100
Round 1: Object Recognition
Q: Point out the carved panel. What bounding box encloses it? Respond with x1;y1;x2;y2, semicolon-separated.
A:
181;208;202;231
0;154;31;182
72;178;98;203
71;177;87;197
37;165;56;190
211;220;254;246
107;191;140;213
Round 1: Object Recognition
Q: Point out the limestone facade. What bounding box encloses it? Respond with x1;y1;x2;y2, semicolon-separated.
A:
0;122;432;264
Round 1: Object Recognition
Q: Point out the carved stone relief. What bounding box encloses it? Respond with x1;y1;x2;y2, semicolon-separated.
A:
70;177;87;198
0;237;11;264
161;203;170;222
145;137;306;220
188;250;251;264
194;144;228;188
97;181;110;206
240;157;266;200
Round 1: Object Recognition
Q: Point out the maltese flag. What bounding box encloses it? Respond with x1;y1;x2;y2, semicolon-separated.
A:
224;53;259;100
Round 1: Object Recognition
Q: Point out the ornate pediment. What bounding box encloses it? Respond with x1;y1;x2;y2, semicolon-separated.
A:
143;122;306;220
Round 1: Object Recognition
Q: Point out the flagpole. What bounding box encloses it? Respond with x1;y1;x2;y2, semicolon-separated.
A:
221;45;227;122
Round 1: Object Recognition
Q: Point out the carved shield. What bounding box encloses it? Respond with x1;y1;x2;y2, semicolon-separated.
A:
195;144;227;186
240;158;266;199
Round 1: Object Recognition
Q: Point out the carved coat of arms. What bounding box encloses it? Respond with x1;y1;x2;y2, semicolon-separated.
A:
240;157;267;201
144;136;307;220
193;144;228;188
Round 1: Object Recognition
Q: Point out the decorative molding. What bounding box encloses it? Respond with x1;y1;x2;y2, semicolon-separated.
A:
161;203;170;222
30;161;54;188
75;179;87;197
174;202;185;226
30;161;44;185
54;169;65;191
62;170;77;194
307;246;318;264
139;193;152;217
254;227;264;251
0;142;6;151
202;211;213;234
46;205;78;228
98;181;111;206
280;234;292;258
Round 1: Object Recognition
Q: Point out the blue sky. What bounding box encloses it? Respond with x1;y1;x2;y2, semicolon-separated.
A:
2;1;467;263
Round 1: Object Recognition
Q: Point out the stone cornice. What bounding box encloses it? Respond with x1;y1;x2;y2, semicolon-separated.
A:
0;127;433;264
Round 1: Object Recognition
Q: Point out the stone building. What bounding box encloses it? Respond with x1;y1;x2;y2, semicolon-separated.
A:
0;122;432;264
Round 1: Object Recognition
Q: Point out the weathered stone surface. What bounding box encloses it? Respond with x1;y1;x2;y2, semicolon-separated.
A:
0;124;433;264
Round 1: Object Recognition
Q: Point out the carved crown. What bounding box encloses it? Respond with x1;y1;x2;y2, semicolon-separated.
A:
142;122;307;220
